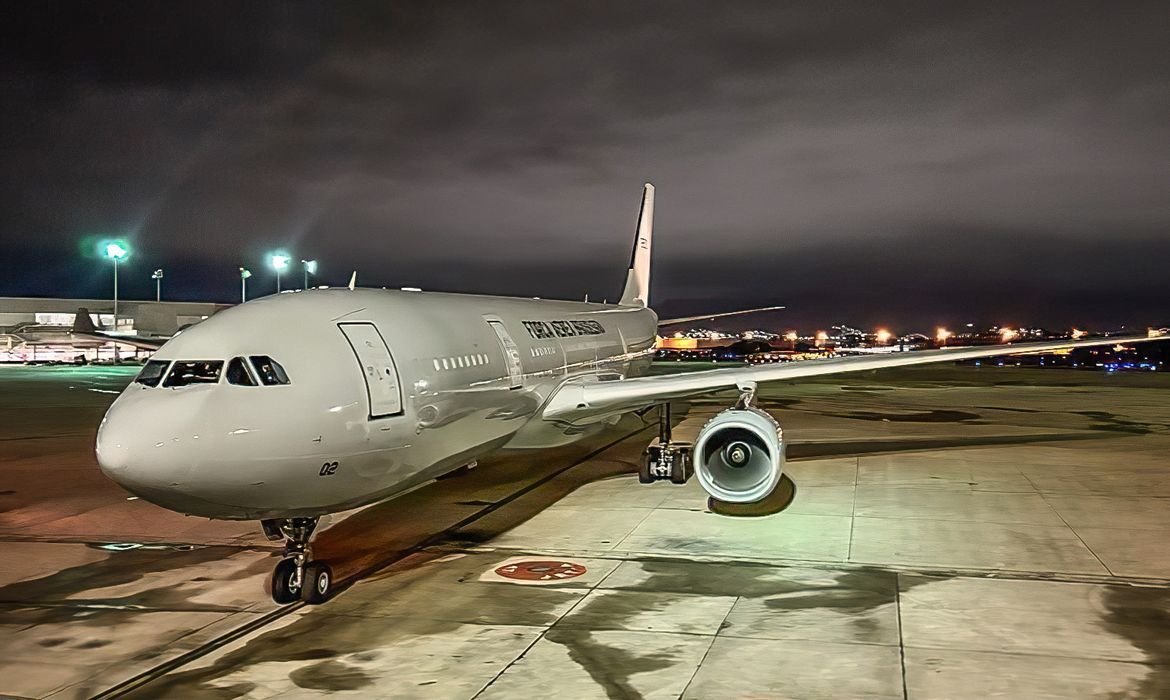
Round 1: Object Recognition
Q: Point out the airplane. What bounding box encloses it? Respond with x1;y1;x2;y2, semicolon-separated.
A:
1;322;109;352
94;184;1167;605
0;308;170;355
70;307;172;351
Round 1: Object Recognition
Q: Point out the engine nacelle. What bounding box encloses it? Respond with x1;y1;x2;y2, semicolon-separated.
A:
693;406;785;504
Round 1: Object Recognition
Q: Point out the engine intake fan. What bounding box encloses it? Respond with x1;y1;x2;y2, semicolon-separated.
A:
693;406;785;504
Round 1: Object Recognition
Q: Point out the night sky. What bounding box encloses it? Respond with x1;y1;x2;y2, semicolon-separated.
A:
2;2;1167;331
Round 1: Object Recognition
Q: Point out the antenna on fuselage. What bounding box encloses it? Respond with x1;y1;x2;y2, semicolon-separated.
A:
348;271;357;290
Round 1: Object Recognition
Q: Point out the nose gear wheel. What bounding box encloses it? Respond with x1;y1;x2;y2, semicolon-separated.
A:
263;517;333;605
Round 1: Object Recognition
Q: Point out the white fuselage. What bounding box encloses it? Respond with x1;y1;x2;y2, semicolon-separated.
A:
95;288;658;520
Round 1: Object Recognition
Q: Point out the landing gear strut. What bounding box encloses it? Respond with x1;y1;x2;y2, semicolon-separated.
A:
262;517;333;605
639;403;692;485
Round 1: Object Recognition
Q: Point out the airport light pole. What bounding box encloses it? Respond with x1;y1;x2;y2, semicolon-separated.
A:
104;242;129;330
152;268;164;302
240;267;252;303
301;259;317;290
270;253;290;293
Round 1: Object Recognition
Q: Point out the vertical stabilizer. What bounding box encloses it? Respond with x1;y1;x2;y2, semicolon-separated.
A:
619;183;654;307
72;308;98;333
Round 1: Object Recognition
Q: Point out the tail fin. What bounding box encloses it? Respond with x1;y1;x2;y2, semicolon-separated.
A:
618;183;654;307
72;308;98;333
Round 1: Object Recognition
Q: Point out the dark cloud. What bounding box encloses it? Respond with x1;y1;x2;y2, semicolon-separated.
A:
1;1;1167;329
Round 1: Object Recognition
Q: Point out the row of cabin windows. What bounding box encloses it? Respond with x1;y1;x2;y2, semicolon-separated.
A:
135;355;290;388
432;353;489;372
530;346;556;357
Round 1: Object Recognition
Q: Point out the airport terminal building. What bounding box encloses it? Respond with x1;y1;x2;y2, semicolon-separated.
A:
0;296;230;362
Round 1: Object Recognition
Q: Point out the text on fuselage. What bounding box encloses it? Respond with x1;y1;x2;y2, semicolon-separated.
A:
522;320;606;339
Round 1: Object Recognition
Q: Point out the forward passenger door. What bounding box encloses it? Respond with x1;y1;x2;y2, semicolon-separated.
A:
338;323;403;417
486;319;524;389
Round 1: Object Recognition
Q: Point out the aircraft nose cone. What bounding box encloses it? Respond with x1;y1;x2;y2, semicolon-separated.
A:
95;390;248;518
95;395;188;496
96;403;146;487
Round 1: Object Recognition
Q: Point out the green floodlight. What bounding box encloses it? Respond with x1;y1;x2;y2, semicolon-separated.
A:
105;241;129;260
269;253;291;292
301;259;318;289
102;240;130;339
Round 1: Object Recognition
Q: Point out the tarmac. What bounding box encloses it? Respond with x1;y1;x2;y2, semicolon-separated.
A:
1;363;1168;699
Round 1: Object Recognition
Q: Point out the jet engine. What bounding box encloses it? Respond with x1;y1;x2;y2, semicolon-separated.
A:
693;406;785;504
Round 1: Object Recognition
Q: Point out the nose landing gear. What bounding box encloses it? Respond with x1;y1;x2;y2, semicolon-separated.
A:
262;517;333;605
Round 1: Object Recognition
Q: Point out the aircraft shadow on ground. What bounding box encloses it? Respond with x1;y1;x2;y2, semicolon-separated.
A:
308;416;1116;590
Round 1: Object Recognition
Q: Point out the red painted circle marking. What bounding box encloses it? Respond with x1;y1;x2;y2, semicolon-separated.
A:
494;560;588;581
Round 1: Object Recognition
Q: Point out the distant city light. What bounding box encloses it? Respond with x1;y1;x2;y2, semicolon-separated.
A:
1072;328;1086;339
784;331;798;342
875;329;893;344
815;331;829;345
1000;327;1019;342
936;327;952;343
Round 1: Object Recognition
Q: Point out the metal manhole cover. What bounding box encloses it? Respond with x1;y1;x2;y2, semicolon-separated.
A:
494;560;587;581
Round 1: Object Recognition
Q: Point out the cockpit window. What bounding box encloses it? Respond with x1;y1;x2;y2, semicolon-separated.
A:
134;360;171;387
249;355;290;385
225;357;257;386
163;360;224;387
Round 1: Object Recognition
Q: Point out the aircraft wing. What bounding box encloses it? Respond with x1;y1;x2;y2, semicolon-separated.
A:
658;305;786;326
543;333;1167;422
72;331;168;351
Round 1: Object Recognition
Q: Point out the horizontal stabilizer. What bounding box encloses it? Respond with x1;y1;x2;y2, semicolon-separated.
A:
658;305;786;326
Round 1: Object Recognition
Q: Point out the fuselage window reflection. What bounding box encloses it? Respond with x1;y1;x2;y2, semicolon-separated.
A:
134;359;171;387
226;357;258;386
249;355;291;385
163;360;224;387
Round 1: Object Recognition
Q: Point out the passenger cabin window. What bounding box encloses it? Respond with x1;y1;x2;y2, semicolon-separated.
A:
135;360;171;387
226;357;257;386
163;361;224;387
249;355;291;385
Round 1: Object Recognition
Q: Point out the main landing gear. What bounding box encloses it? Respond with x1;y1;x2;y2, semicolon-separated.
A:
262;517;333;605
639;403;693;485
